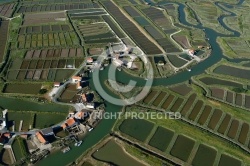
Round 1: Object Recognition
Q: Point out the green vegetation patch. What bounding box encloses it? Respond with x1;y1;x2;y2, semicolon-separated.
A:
218;154;242;166
7;110;67;131
34;112;66;128
119;118;154;142
148;126;174;151
92;139;144;166
170;135;195;162
12;137;28;162
3;83;42;94
54;69;75;82
0;96;70;112
168;55;187;68
192;144;217;166
7;111;33;131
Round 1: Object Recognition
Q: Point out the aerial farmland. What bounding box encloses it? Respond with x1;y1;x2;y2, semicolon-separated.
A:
0;0;250;165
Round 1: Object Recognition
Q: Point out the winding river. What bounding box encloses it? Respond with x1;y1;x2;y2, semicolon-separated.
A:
39;0;245;165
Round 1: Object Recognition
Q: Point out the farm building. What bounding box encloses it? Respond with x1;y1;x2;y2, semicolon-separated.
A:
112;44;125;53
127;62;132;69
54;82;60;87
158;61;165;66
87;57;93;63
61;118;76;129
76;81;82;89
86;103;95;109
35;132;47;144
61;118;85;134
188;49;195;56
87;109;104;127
72;76;81;82
32;131;52;149
74;111;87;120
113;58;123;67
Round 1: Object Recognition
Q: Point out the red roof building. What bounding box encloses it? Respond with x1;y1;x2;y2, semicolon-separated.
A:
74;111;84;119
35;132;46;144
87;57;93;63
72;76;81;82
61;118;77;129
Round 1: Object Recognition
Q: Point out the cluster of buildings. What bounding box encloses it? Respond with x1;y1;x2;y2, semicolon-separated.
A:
111;45;139;70
71;75;96;109
72;75;82;89
188;45;211;57
85;44;139;70
0;103;104;164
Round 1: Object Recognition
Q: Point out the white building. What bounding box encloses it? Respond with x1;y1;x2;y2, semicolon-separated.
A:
113;59;123;67
86;103;95;109
54;82;60;87
0;110;7;131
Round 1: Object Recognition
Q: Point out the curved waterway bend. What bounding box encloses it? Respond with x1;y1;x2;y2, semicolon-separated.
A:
107;1;243;86
39;1;244;165
215;0;244;36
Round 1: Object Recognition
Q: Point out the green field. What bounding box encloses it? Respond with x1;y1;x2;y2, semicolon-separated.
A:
192;144;217;166
12;137;28;162
34;112;66;128
7;110;67;131
148;126;174;151
3;83;42;94
0;96;70;112
170;135;195;162
92;139;145;166
218;154;242;166
7;111;33;131
119;118;154;142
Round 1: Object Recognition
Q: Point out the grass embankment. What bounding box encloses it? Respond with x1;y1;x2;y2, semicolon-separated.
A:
216;38;236;58
184;6;199;25
9;16;22;53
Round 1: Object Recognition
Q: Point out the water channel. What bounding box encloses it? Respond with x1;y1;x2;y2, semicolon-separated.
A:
29;0;246;165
